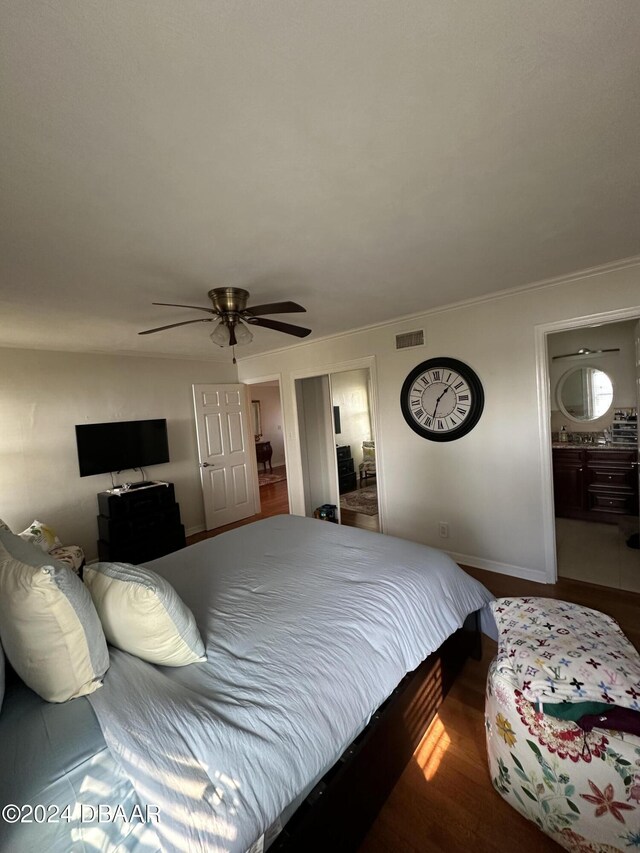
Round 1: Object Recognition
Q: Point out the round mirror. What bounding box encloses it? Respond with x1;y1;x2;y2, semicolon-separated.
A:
557;367;614;422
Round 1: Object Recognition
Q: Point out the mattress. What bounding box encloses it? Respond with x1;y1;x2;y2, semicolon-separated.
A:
87;514;494;852
0;515;493;852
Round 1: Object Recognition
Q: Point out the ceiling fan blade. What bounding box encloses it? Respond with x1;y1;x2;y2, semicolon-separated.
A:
138;318;213;335
246;317;311;337
152;302;216;314
243;301;306;316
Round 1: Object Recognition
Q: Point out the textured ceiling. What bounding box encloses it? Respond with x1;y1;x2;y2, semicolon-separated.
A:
1;1;639;361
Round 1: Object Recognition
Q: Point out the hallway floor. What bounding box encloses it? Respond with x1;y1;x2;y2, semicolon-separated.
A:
556;516;640;593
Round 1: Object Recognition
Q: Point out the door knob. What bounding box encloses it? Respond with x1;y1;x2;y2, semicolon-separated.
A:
201;462;214;468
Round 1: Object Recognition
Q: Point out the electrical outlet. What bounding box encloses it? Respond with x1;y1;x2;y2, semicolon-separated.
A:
439;522;449;538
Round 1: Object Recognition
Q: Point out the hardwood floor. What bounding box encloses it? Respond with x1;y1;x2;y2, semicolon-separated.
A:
186;470;381;540
340;506;379;532
186;470;290;544
359;567;640;853
186;496;640;852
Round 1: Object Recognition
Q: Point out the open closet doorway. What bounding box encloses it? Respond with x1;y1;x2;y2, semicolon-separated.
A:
244;378;290;519
547;318;639;593
294;363;380;533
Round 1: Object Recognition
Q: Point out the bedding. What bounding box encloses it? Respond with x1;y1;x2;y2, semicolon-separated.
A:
0;514;493;852
0;675;160;852
0;522;68;572
84;560;206;666
19;519;62;552
0;640;4;713
86;514;494;852
0;541;109;702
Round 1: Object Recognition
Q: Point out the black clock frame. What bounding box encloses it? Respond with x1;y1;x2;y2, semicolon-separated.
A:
400;357;484;442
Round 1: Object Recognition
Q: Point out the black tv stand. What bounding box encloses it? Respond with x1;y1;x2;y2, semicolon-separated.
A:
97;481;185;564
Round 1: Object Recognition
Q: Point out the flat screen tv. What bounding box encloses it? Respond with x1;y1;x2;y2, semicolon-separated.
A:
75;419;170;477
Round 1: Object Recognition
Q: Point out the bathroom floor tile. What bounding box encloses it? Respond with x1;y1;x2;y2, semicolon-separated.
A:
556;517;639;592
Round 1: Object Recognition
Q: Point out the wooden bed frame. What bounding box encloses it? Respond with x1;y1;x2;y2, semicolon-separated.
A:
272;610;482;852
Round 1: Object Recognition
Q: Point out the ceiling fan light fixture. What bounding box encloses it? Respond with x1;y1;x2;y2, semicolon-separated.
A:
209;321;230;347
233;320;253;345
210;319;253;348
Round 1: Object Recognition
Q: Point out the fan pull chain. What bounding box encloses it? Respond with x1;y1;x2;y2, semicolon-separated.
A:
232;345;237;365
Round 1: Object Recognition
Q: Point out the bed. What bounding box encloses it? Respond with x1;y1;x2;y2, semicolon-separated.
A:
0;514;494;852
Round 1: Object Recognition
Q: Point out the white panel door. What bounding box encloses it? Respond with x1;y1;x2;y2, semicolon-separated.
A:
192;384;260;530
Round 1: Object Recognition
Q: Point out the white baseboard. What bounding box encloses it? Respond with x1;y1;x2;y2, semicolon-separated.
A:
186;524;206;537
446;551;549;585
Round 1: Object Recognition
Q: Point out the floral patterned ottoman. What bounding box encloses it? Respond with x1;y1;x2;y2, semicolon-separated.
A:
486;597;640;851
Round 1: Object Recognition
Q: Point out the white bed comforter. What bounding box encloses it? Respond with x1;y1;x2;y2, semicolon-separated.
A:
88;515;494;853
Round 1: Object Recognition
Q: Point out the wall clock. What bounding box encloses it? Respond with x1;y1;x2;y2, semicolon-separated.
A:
400;357;484;441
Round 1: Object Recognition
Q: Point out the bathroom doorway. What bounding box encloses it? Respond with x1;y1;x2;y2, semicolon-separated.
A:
547;318;639;592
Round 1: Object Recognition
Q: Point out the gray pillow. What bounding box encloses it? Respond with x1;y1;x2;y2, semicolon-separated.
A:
0;640;4;714
0;525;68;572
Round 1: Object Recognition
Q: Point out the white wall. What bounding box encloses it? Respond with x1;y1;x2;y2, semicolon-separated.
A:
548;320;637;432
331;368;372;470
0;347;236;558
250;384;285;467
238;260;640;582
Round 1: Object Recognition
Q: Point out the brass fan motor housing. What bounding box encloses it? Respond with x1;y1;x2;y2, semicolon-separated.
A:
208;288;250;316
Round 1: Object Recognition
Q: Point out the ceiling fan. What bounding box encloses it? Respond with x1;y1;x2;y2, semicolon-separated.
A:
139;288;312;349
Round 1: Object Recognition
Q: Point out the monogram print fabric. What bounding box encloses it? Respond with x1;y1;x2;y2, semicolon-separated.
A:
491;598;640;711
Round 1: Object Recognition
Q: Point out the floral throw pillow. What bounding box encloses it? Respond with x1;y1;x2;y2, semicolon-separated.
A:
19;520;62;553
491;597;640;711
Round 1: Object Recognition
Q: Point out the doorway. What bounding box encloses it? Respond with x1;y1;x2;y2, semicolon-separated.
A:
293;363;381;533
244;377;290;517
546;318;639;592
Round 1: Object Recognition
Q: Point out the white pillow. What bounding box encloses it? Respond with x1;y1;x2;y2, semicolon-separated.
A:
19;519;62;553
0;542;109;703
84;562;206;667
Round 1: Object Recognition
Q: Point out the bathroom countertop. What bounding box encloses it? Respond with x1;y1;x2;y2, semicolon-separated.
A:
551;443;635;450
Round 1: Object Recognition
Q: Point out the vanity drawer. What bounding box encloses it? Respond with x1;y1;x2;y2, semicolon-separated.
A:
586;449;635;464
588;467;634;490
588;490;635;514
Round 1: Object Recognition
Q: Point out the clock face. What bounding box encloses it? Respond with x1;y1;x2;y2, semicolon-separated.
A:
400;358;484;441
